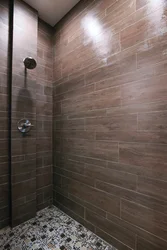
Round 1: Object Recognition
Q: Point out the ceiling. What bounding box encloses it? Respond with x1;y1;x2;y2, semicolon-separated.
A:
23;0;80;26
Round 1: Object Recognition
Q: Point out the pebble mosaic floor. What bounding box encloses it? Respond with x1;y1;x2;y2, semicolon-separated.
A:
0;206;117;250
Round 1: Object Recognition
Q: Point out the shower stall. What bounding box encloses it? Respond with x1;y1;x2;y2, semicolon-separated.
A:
1;0;167;249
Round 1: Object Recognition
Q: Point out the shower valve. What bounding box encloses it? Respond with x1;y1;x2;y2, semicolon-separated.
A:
17;119;34;134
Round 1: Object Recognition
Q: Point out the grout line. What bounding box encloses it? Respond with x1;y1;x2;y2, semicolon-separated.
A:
84;207;86;220
118;142;120;163
120;199;122;218
136;175;139;192
135;234;138;250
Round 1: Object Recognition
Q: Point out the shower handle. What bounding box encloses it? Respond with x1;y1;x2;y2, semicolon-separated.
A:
17;119;34;134
22;123;34;128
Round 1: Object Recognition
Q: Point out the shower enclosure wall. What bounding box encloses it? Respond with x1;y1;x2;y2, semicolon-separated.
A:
1;0;167;249
0;0;10;229
0;0;53;228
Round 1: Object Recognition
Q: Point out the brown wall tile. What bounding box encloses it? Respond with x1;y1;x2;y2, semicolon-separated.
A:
121;199;167;241
0;0;9;229
52;0;167;248
136;0;148;10
10;1;54;226
121;76;167;106
61;177;120;217
56;192;84;218
120;142;167;170
136;236;163;250
85;164;137;190
138;111;167;131
86;209;136;249
36;18;53;210
137;176;167;201
107;210;167;249
11;0;38;226
96;228;132;250
12;179;36;200
96;180;167;215
85;114;137;132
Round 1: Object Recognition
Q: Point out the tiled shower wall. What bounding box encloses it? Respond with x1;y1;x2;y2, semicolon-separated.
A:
11;0;38;227
11;1;53;227
0;0;9;229
0;0;53;228
53;0;167;249
36;19;53;211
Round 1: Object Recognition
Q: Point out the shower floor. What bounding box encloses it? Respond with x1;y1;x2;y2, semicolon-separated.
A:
0;206;116;250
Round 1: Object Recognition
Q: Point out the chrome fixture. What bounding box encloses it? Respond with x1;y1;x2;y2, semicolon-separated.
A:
23;57;37;69
17;119;34;134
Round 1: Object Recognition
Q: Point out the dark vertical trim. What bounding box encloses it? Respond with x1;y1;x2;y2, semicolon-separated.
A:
8;0;14;228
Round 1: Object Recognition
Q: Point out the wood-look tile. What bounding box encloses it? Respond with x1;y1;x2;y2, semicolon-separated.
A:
62;86;121;114
0;162;8;176
52;0;167;247
120;142;167;170
137;34;167;69
121;6;167;50
37;172;52;189
68;109;106;119
108;212;167;249
96;228;132;250
86;114;137;132
105;0;135;28
55;157;85;175
95;64;155;91
121;76;167;106
54;130;95;140
55;74;85;95
0;206;9;221
121;18;147;50
0;140;7;157
12;200;36;219
137;176;167;201
138;111;167;131
56;192;84;218
61;177;120;217
107;100;167;116
55;167;94;187
96;180;167;215
12;171;36;184
62;138;118;162
86;209;136;249
85;54;136;85
136;0;151;10
55;118;85;131
55;84;95;102
12;179;36;200
121;199;167;241
96;130;167;144
85;164;137;190
69;193;107;218
67;153;107;168
136;236;165;250
108;160;167;182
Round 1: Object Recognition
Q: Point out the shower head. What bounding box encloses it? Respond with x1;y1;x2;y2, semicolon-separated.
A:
23;57;37;70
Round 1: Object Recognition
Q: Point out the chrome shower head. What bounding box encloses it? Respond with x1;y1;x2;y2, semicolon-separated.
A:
23;57;37;70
